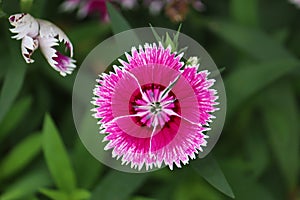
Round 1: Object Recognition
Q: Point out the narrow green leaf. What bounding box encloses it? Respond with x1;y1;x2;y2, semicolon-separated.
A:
208;20;295;61
150;24;162;43
40;185;90;200
230;0;258;26
72;111;103;189
0;29;27;124
192;155;235;199
71;189;91;200
225;59;299;114
165;32;175;49
261;82;299;189
91;170;149;200
0;57;27;124
0;133;42;180
0;167;51;200
106;1;140;50
106;1;130;34
39;189;69;200
42;114;77;193
173;24;182;47
0;96;32;141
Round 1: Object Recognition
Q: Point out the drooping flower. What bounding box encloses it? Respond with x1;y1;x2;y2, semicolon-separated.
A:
289;0;300;8
91;43;218;170
9;13;76;76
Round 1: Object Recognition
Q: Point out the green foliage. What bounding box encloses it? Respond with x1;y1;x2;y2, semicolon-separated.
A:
91;171;149;200
0;38;27;124
230;0;258;26
1;0;300;199
261;82;299;189
0;168;51;200
0;132;42;180
42;114;77;193
192;155;235;198
0;96;32;141
106;1;131;34
39;188;90;200
20;0;33;12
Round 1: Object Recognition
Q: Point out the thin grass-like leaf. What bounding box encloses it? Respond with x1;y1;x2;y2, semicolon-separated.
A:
42;114;77;193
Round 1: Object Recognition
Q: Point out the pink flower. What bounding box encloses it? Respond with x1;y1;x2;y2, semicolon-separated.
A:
92;43;218;170
61;0;137;22
9;13;76;76
61;0;204;22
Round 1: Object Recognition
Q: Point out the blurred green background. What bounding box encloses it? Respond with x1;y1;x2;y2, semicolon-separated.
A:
0;0;300;199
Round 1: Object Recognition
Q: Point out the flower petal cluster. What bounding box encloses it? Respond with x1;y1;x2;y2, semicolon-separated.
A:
9;13;76;76
92;43;218;170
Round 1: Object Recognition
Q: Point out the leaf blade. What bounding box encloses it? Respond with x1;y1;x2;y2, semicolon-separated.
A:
208;20;295;61
0;132;42;180
106;1;130;34
225;59;299;115
91;170;149;200
260;82;299;189
42;114;77;193
0;167;51;200
192;155;235;199
0;96;32;141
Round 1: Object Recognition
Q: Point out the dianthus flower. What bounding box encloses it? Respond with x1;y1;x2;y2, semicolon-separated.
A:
92;43;218;170
9;13;76;76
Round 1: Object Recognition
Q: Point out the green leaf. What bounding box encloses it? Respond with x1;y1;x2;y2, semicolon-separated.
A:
260;82;299;189
192;155;235;199
0;167;51;200
244;130;269;178
20;0;33;12
225;59;299;114
106;1;131;34
230;0;258;26
208;20;295;61
42;114;77;193
0;96;32;141
0;28;27;124
91;170;149;200
71;189;91;200
0;133;42;180
39;189;69;200
40;186;90;200
150;24;162;43
222;165;275;200
0;55;27;124
71;111;103;189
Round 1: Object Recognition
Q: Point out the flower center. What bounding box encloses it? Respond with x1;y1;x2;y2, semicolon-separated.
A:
129;83;180;128
150;102;162;114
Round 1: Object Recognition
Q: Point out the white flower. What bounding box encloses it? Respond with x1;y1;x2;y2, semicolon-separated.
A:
9;13;76;76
